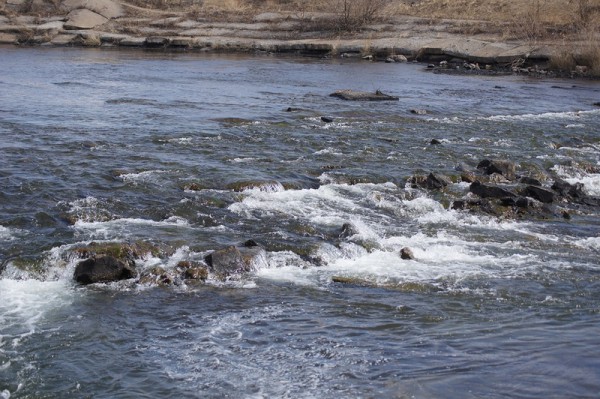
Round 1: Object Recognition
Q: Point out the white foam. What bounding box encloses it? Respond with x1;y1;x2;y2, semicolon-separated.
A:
431;109;600;124
73;216;190;239
230;157;257;163
119;170;168;185
229;184;357;224
0;226;15;241
0;279;75;346
314;148;343;156
574;237;600;251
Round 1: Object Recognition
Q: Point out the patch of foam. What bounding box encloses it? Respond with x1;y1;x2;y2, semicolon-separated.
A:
431;109;600;124
230;157;258;163
574;237;600;251
229;184;357;224
0;226;15;241
73;216;190;239
0;279;75;348
314;147;343;156
119;170;168;185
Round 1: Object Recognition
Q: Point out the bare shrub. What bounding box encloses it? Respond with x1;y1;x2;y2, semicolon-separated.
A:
335;0;389;31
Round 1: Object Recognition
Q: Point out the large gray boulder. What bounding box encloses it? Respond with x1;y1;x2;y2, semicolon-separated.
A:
64;9;108;30
74;255;135;285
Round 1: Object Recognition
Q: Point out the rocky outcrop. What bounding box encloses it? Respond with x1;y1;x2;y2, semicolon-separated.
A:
64;9;108;30
74;255;135;285
552;179;600;206
330;90;399;101
62;0;123;19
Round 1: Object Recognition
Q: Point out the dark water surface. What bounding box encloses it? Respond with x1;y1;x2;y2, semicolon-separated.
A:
1;46;599;398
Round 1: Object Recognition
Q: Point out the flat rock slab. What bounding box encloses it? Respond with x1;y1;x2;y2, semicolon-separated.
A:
62;0;123;19
64;9;108;30
330;90;399;101
35;21;65;31
51;33;76;45
0;33;17;44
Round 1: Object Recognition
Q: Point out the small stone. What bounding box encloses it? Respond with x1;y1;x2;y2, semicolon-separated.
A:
392;54;408;63
184;267;208;280
400;247;415;260
461;171;477;183
425;172;451;190
339;223;358;239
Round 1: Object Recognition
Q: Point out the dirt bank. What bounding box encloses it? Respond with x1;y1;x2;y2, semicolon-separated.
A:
0;0;598;78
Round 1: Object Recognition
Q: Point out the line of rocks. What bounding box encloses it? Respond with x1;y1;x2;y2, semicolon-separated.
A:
409;158;600;220
72;239;266;286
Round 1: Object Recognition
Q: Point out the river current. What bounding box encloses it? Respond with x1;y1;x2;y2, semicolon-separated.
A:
0;47;599;398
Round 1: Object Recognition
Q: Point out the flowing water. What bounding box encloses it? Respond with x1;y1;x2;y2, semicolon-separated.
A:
1;46;599;398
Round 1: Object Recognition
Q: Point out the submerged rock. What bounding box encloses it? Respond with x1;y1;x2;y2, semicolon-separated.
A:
74;255;135;285
330;90;399;101
204;242;266;279
138;266;173;286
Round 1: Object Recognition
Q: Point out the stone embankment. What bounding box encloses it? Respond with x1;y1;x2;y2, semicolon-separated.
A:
0;0;563;69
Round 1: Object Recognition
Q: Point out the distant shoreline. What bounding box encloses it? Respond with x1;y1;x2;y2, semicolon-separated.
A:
1;0;598;79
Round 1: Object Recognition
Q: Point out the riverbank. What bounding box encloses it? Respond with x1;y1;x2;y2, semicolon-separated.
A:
1;0;599;78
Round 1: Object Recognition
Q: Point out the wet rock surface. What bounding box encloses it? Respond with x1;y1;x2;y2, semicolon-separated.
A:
74;255;135;285
330;90;399;101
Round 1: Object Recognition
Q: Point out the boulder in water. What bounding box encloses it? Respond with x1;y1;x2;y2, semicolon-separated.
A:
400;247;415;260
470;181;516;199
521;185;555;203
330;90;399;101
204;242;266;279
477;159;516;181
74;255;135;285
339;222;359;239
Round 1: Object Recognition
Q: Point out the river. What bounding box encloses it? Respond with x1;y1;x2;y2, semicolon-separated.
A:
1;46;599;398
